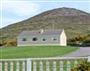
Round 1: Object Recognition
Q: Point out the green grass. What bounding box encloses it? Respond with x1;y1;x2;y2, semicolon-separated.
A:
0;46;78;59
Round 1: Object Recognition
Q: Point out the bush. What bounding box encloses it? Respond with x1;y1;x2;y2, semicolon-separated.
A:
71;60;90;71
68;34;90;47
5;39;17;46
0;40;6;47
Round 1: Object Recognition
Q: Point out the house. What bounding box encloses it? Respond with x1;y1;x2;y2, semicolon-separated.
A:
17;29;67;46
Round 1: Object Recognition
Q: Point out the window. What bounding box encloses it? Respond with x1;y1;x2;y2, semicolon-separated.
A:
32;37;37;41
42;38;46;41
53;38;57;40
52;38;57;41
22;38;27;41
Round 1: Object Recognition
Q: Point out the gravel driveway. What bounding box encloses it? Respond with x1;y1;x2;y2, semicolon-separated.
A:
63;47;90;57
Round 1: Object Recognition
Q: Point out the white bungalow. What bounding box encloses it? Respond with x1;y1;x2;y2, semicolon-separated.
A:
17;29;67;46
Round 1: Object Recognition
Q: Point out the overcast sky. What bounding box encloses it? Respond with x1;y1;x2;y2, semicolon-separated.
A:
0;0;90;28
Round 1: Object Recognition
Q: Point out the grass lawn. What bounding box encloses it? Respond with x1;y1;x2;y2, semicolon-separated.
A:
0;46;78;59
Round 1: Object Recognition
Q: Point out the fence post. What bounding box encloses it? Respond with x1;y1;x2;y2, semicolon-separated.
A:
59;61;63;71
27;59;32;71
88;56;90;62
10;61;14;71
22;61;26;71
74;60;78;67
0;62;2;71
16;61;20;71
53;61;56;71
46;61;50;71
5;62;8;71
39;61;43;71
67;61;71;71
33;61;37;71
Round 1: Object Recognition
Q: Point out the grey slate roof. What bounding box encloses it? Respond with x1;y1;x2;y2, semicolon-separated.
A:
19;29;63;36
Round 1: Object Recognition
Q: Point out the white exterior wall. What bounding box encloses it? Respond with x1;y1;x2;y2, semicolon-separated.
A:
60;30;67;46
17;34;61;46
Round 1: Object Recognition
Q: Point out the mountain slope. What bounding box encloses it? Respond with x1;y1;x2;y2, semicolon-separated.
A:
0;7;90;42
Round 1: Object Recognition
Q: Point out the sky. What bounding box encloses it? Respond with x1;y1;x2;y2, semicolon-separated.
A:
0;0;90;28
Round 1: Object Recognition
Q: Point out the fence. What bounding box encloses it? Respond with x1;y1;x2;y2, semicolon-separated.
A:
0;57;90;71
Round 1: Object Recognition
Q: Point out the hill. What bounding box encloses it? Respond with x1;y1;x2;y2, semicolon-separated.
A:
0;7;90;45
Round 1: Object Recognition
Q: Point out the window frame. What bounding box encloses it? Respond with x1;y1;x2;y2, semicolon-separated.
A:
42;38;46;41
22;38;27;41
32;37;38;41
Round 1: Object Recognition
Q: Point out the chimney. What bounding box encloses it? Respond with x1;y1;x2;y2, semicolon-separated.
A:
40;29;44;34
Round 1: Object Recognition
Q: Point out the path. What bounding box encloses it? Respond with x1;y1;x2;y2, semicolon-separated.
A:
63;47;90;57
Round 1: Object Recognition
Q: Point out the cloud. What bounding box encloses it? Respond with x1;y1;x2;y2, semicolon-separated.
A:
2;1;40;16
1;0;40;28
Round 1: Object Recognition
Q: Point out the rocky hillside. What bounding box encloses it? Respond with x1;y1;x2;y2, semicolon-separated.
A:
0;7;90;41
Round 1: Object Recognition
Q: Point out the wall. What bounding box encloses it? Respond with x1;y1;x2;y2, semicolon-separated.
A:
60;30;67;46
17;34;61;46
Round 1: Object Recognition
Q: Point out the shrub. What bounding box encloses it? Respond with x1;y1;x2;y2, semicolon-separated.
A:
68;34;90;47
5;39;17;46
71;60;90;71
